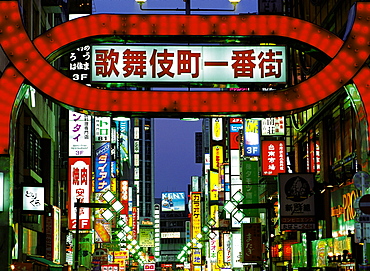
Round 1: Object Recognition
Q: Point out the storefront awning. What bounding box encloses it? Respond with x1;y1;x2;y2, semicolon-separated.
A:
28;256;63;271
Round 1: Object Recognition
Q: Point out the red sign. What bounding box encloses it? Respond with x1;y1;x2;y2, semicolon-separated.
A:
68;157;91;230
262;140;286;176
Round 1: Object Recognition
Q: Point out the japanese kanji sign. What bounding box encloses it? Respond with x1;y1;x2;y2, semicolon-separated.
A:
262;140;286;176
242;223;262;262
68;157;91;230
68;110;91;157
279;173;316;230
91;45;286;83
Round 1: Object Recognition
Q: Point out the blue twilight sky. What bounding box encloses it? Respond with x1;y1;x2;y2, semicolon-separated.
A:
92;0;257;198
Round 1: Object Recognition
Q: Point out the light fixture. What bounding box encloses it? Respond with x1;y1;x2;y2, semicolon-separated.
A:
135;0;146;5
233;209;246;222
232;190;245;203
117;231;125;240
111;200;124;212
229;0;241;5
224;200;237;214
117;219;125;227
101;209;115;221
102;190;115;203
207;218;216;227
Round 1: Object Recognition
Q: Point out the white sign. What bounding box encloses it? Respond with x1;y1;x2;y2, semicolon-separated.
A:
95;117;111;142
161;232;181;238
0;172;3;211
91;45;286;83
69;111;91;157
23;186;44;211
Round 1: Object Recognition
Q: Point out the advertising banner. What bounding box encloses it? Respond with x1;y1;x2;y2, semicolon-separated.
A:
161;192;186;212
91;45;287;83
68;157;91;230
139;228;155;247
279;173;316;230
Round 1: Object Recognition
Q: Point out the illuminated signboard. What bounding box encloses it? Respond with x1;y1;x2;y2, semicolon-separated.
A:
161;192;186;212
68;157;91;230
262;140;286;176
279;173;316;230
191;192;202;265
68;111;91;157
212;118;223;141
242;223;262;262
23;186;44;211
261;117;285;136
95;116;110;142
95;142;111;192
0;172;3;211
91;45;286;83
244;119;260;156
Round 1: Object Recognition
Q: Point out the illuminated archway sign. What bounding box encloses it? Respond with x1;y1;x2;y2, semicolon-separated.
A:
1;1;370;157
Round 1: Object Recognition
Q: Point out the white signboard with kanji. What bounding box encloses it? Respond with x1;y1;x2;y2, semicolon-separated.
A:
91;45;286;83
68;111;91;157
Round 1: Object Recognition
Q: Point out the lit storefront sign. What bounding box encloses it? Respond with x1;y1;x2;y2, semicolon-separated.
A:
279;174;316;230
212;118;223;141
262;140;286;176
0;172;3;211
69;45;90;84
68;157;91;230
161;232;181;238
23;186;44;211
46;207;61;263
242;223;262;262
68;111;91;157
95;117;111;142
229;118;243;150
91;45;286;83
244;119;260;156
191;192;202;265
212;145;223;171
261;117;285;136
94;142;111;192
241;159;259;217
139;228;155;247
120;180;129;217
331;185;358;235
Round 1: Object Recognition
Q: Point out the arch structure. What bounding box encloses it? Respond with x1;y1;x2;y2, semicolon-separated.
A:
1;1;370;161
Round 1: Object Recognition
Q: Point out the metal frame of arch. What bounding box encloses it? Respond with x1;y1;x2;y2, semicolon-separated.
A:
1;1;370;155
